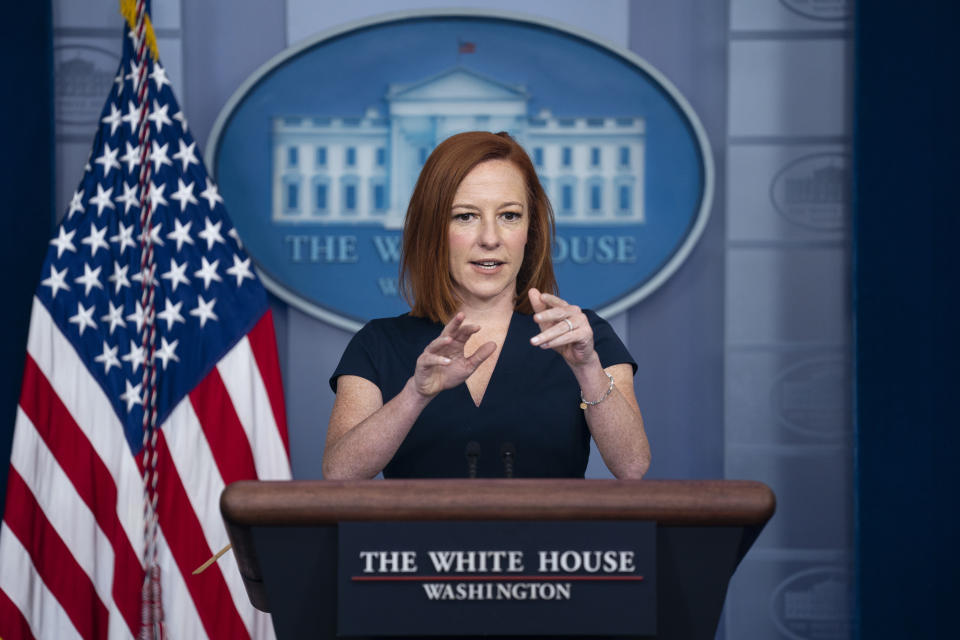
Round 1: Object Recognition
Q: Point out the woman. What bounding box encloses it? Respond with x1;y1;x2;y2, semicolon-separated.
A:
324;131;650;479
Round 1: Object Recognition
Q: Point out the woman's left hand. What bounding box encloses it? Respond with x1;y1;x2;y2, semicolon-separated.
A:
528;288;597;368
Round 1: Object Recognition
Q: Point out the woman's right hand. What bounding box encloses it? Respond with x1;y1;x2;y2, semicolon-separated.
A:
413;312;496;398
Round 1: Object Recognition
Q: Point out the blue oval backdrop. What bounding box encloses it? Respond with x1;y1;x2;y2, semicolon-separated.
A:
208;12;713;331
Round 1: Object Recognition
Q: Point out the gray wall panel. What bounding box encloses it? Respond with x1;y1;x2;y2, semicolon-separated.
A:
726;247;849;346
729;40;849;138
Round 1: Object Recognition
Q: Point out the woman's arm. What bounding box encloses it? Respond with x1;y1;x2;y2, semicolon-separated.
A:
323;313;495;480
528;289;651;479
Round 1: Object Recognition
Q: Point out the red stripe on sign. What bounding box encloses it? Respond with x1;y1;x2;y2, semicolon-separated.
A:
189;367;258;484
141;432;251;640
18;355;143;636
0;583;36;640
351;574;645;582
247;310;290;452
4;468;109;640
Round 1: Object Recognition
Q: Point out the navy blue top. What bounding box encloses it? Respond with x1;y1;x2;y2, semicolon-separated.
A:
330;311;636;478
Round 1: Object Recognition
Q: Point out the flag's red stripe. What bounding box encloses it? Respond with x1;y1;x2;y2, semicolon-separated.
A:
189;367;258;484
0;583;36;640
18;355;142;636
4;468;109;640
247;310;290;452
138;433;250;640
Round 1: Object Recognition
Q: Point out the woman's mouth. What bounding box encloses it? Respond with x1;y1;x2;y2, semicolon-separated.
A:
470;260;504;271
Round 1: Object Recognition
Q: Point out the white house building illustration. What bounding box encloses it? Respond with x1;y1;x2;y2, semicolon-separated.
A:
271;67;646;227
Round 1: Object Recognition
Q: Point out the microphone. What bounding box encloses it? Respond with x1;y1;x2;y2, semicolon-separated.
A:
500;442;516;478
465;441;481;478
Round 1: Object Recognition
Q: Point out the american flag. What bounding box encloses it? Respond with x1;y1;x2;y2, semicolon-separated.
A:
0;7;290;640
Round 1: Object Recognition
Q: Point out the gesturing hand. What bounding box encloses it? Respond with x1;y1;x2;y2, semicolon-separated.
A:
413;312;496;398
528;288;597;368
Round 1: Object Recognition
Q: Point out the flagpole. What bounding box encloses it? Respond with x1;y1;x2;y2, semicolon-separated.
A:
121;0;166;636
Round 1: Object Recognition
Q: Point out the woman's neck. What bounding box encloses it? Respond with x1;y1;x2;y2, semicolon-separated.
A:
455;292;517;328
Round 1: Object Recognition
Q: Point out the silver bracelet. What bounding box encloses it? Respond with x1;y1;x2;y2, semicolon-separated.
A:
580;372;615;410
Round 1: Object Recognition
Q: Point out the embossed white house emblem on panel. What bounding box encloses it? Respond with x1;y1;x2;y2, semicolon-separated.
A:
270;67;645;230
209;12;711;331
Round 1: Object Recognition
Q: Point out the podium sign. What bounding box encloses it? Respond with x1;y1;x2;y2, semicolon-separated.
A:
337;521;656;636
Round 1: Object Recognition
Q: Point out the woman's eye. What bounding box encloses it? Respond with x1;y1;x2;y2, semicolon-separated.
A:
501;211;522;221
452;212;474;222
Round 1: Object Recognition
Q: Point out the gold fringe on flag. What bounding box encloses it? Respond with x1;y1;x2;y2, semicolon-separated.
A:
118;0;159;61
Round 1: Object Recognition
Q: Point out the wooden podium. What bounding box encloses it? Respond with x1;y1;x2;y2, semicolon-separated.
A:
221;479;774;639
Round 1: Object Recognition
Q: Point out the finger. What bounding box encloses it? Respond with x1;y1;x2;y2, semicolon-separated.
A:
537;330;584;349
466;341;497;367
532;307;576;325
418;352;452;367
528;288;547;314
539;293;572;309
440;312;466;337
450;322;482;345
530;321;578;347
424;334;453;354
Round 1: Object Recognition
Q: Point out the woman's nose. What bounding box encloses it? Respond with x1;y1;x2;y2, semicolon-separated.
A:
477;218;500;248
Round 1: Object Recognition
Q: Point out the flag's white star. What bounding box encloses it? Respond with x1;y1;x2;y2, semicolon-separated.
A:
100;300;126;335
67;189;85;219
146;180;168;211
125;58;143;88
170;178;198;213
199;178;224;210
198;217;224;250
114;68;124;87
172;140;199;172
119;379;143;412
81;223;109;257
226;254;255;287
110;221;136;253
173;110;188;132
154;336;180;370
148;101;172;132
114;182;139;214
93;341;120;374
120;141;141;173
194;257;222;289
137;222;165;248
108;260;131;294
41;265;70;298
89;183;115;216
101;103;123;135
74;263;104;296
94;142;121;177
228;227;243;249
149;63;170;90
126;300;148;333
132;266;156;288
69;302;97;336
166;218;194;252
157;298;185;330
122;339;146;373
190;295;218;328
50;226;77;258
121;100;140;131
149;141;172;171
161;258;190;292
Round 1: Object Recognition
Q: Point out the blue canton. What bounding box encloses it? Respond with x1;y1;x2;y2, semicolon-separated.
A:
36;30;267;455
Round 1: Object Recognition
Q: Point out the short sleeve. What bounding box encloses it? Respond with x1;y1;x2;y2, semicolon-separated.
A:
329;322;382;393
586;310;637;374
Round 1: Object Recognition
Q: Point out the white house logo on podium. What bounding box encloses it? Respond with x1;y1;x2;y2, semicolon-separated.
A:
208;12;712;331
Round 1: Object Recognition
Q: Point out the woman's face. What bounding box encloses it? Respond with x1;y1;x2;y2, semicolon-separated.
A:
447;159;529;309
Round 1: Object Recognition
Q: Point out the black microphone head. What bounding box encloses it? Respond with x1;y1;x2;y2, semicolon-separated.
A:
466;441;481;458
500;442;516;458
